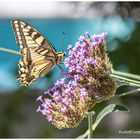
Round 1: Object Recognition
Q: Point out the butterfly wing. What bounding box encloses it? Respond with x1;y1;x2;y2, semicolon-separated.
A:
17;47;55;86
12;20;56;51
12;19;57;86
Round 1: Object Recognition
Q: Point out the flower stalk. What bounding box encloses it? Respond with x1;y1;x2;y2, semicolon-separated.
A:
112;69;140;81
95;88;140;105
111;88;140;100
0;47;21;56
88;114;93;138
111;74;140;87
87;111;95;138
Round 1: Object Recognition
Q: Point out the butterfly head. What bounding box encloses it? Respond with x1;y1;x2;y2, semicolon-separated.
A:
56;51;65;64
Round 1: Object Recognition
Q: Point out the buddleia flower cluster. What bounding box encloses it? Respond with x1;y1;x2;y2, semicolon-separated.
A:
37;32;116;129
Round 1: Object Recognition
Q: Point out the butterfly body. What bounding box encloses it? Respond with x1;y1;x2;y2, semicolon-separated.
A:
12;20;65;86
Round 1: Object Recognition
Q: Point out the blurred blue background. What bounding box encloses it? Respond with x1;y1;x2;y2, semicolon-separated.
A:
0;1;140;138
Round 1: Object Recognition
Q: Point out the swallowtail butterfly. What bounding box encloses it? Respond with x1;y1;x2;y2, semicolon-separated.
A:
12;19;65;86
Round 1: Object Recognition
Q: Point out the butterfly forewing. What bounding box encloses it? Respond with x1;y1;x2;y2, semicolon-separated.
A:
12;20;56;52
12;19;62;86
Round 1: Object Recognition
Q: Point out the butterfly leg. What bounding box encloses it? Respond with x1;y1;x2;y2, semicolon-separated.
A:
57;64;65;72
59;62;64;64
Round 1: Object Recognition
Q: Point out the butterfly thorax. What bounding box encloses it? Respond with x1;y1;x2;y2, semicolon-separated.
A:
56;51;65;64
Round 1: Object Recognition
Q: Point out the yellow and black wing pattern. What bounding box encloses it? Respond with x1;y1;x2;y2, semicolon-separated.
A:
12;19;62;86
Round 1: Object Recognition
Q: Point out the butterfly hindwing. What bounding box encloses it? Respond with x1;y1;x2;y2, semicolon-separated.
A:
12;19;61;86
17;47;55;86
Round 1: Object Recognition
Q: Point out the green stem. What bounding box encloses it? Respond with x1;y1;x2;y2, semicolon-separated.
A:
78;112;95;139
0;47;21;56
95;88;140;107
112;70;140;81
110;74;140;87
88;112;93;138
111;88;140;100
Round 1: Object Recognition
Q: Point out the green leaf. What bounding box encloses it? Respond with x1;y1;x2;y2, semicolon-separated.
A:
77;104;128;139
92;104;128;131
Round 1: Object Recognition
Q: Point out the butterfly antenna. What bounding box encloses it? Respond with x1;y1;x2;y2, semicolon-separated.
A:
61;32;66;52
61;32;69;58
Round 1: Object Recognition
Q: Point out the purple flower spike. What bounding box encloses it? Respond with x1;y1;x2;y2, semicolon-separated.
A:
61;106;67;112
36;106;42;112
67;45;72;49
84;31;90;38
37;32;116;129
36;95;43;102
93;60;97;66
78;36;85;42
85;31;89;35
55;78;65;86
80;88;87;96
